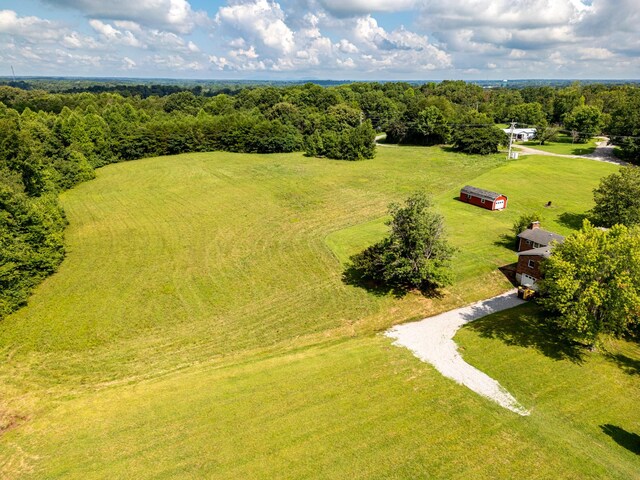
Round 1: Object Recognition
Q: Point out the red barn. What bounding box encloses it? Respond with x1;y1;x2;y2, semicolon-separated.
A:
459;185;508;211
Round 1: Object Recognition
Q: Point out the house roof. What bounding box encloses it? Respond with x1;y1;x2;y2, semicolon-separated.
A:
460;185;505;202
518;246;553;259
518;228;565;246
503;128;537;135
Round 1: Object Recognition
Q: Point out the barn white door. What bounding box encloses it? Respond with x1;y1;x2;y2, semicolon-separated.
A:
494;199;505;210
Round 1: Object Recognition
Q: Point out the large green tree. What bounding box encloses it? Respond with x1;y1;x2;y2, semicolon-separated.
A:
539;221;640;345
451;125;508;155
563;105;603;143
349;192;455;293
507;102;547;127
608;89;640;163
590;166;640;228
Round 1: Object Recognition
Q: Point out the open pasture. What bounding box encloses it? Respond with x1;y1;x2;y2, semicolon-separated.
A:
2;147;637;479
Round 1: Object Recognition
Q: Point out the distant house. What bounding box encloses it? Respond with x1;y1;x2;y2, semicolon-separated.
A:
515;221;564;289
503;128;537;141
459;185;508;211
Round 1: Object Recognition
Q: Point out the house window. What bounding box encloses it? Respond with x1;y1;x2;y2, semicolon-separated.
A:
481;199;485;204
528;259;535;268
526;240;532;245
467;194;471;200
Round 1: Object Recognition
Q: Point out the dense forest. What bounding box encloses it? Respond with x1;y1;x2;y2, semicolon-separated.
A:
1;80;640;320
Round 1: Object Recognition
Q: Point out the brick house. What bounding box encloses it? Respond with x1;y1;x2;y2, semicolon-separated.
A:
515;222;564;289
459;185;508;211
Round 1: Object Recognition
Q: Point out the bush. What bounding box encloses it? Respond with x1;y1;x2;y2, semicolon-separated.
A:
452;126;508;155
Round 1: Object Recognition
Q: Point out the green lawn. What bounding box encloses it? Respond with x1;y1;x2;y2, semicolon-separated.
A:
520;134;598;156
1;146;636;478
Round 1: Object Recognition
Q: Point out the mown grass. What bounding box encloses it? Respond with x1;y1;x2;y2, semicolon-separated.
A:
326;150;614;286
521;134;598;155
0;147;511;389
3;320;639;479
1;146;635;478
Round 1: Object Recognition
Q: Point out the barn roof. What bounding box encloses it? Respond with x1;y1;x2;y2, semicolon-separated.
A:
517;246;553;258
518;228;565;246
460;185;504;202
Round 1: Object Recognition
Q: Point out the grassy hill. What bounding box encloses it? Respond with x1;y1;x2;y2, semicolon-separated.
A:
1;147;638;478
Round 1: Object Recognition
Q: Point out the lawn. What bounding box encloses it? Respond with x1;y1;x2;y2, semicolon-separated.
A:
3;313;639;479
520;134;598;155
1;146;636;478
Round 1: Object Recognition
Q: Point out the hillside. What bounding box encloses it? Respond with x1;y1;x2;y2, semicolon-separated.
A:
1;147;638;479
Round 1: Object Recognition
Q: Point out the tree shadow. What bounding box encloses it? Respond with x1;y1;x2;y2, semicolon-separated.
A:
465;305;585;363
342;265;408;298
494;233;518;250
557;212;588;230
604;353;640;376
601;424;640;455
342;265;445;299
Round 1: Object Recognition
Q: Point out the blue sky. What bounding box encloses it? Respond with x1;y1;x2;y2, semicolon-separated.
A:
0;0;638;79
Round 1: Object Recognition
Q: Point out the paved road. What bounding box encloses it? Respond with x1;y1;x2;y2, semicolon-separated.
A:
386;290;530;416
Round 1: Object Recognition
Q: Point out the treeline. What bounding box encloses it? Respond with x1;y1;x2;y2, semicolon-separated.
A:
2;80;640;320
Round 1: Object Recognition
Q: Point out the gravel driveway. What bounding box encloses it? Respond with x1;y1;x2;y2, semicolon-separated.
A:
385;290;530;415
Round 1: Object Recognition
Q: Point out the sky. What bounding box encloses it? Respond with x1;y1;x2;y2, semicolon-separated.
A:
0;0;638;80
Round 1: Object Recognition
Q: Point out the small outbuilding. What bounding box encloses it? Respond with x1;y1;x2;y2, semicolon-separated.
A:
459;185;508;211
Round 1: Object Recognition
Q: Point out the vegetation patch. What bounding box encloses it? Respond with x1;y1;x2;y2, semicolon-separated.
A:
522;134;598;155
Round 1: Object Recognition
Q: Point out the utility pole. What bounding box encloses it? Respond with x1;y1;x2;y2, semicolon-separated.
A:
507;121;516;160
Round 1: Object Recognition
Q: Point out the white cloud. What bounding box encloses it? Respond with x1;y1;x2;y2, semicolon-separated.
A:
3;0;640;79
148;54;205;70
216;0;295;54
578;47;614;60
211;1;452;74
336;39;358;53
122;56;136;69
89;19;142;47
41;0;206;33
0;9;64;42
318;0;417;16
350;16;452;71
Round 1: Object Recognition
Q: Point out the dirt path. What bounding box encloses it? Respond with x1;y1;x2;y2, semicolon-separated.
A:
516;137;626;166
385;290;530;416
375;134;397;147
582;137;627;165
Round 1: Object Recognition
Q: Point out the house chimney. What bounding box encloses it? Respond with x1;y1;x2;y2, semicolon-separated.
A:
529;221;540;230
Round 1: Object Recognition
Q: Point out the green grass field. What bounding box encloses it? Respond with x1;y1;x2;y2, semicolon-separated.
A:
520;134;598;155
1;146;637;478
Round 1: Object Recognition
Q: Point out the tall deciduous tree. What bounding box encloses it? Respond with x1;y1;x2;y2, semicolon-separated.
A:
349;192;455;293
539;221;640;345
412;106;452;145
563;105;603;143
451;126;507;155
590;166;640;228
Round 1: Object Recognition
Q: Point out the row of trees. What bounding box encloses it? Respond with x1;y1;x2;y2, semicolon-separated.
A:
3;80;640;158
